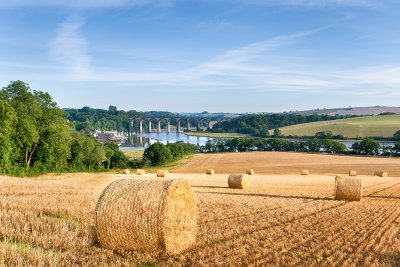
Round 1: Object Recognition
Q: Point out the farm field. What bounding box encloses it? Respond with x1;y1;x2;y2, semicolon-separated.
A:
173;151;400;177
274;114;400;138
121;149;144;160
1;166;400;266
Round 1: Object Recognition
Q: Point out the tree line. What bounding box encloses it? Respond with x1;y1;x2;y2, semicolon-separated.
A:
0;81;135;176
199;137;400;156
65;107;177;134
143;141;198;166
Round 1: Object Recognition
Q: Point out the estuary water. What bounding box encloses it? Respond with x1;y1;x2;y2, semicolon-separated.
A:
119;132;213;150
119;132;396;151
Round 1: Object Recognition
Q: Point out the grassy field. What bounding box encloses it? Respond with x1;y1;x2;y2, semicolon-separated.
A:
274;115;400;138
185;132;249;138
1;167;400;266
121;150;144;160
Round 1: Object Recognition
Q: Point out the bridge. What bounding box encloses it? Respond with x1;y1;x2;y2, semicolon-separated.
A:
128;116;232;134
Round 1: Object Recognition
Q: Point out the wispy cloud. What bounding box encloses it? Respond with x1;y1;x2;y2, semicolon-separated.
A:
0;0;172;9
49;17;92;80
9;25;400;97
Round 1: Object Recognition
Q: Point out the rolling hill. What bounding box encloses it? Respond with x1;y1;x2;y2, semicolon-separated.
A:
276;114;400;138
293;106;400;116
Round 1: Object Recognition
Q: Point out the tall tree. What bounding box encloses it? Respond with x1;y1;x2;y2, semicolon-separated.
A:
0;81;72;168
0;99;16;167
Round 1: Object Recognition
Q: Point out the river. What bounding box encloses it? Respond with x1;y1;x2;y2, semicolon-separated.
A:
119;132;213;151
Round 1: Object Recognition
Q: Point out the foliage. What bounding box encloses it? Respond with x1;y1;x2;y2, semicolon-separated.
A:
143;143;173;166
0;81;134;175
393;130;400;140
143;142;197;166
199;137;377;156
351;138;380;156
65;106;177;133
0;99;16;168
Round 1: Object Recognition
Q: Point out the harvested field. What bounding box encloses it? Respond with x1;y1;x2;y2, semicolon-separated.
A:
173;151;400;176
1;169;400;266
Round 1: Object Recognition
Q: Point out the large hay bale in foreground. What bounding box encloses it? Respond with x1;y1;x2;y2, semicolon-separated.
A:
334;176;363;201
301;169;310;175
136;169;145;175
374;171;389;177
95;179;198;254
349;170;357;176
228;173;249;189
246;169;254;175
123;169;131;175
206;169;214;175
157;170;169;178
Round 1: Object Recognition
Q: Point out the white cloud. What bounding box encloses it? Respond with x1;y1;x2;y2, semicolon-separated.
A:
49;17;92;80
6;25;400;97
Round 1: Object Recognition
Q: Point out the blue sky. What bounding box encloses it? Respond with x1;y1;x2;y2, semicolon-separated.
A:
0;0;399;112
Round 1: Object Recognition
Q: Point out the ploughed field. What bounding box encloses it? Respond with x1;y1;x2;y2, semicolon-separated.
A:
1;167;400;266
174;151;400;177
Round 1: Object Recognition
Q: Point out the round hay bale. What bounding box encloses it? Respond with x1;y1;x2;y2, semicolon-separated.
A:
374;171;389;177
136;169;145;175
206;169;214;175
246;169;254;175
157;170;169;178
349;170;357;176
228;173;249;189
334;176;363;201
123;169;131;175
301;169;310;175
95;179;198;254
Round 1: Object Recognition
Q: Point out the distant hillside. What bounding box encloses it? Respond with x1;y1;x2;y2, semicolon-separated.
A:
293;106;400;116
276;115;400;138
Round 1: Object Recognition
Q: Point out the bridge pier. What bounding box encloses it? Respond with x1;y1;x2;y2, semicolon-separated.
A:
139;119;143;134
128;119;133;136
167;119;171;133
128;116;230;135
186;118;191;131
147;119;152;133
157;119;161;133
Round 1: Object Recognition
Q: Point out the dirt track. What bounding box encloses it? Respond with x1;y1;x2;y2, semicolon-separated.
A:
173;152;400;176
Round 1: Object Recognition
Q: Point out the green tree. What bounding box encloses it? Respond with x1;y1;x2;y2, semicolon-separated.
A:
352;138;380;155
143;142;173;166
1;81;73;168
315;131;333;139
70;132;106;170
0;99;16;168
104;142;129;169
273;128;282;137
393;130;400;140
322;139;347;154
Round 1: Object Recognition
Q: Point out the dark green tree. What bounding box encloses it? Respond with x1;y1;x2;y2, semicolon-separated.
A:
351;138;380;155
0;99;16;168
143;142;173;166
